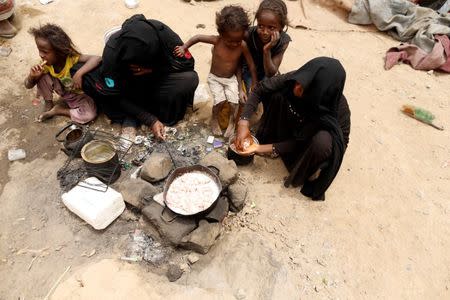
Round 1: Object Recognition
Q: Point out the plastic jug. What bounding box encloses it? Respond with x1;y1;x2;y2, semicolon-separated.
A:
62;177;125;230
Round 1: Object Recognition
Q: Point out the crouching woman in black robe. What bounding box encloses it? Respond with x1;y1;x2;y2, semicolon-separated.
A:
235;57;351;200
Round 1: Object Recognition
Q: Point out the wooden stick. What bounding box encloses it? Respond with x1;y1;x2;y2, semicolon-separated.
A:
43;266;71;300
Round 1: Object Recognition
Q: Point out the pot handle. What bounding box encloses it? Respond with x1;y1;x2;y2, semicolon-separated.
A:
207;165;220;176
55;122;75;142
161;206;178;223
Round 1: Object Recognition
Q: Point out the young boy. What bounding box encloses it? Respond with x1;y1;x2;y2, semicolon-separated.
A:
174;5;258;137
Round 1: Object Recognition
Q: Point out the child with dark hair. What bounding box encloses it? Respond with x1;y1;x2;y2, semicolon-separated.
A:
242;0;291;96
174;5;258;137
25;24;100;123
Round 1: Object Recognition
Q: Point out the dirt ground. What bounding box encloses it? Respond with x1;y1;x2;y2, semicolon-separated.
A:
1;0;449;299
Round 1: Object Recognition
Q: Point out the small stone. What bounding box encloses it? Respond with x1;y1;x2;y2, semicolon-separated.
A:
187;253;200;264
427;70;434;75
235;288;246;300
196;23;206;29
0;46;12;57
141;152;173;183
199;151;238;187
426;84;431;89
166;264;183;282
227;179;248;212
180;220;221;254
117;178;158;209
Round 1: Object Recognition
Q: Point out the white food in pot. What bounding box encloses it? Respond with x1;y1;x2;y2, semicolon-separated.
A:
166;171;220;215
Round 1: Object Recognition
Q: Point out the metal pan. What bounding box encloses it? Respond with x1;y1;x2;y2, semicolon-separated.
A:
162;165;222;217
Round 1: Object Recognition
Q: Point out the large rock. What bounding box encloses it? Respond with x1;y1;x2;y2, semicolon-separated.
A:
141;152;173;183
199;152;238;187
117;178;159;209
180;220;221;254
227;179;248;212
142;201;197;246
205;196;229;222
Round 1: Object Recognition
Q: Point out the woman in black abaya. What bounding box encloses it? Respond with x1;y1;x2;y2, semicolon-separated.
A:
236;57;351;200
97;15;199;140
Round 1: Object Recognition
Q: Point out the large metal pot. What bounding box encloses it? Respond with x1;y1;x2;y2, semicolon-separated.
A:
80;140;121;184
162;165;222;217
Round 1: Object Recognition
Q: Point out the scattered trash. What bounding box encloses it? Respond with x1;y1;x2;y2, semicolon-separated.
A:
206;147;212;152
213;140;223;148
401;104;444;130
61;177;125;230
187;253;200;264
81;249;96;258
122;230;167;265
427;70;434;75
8;149;26;161
0;46;12;57
130;166;142;179
207;135;214;144
39;0;54;5
134;135;144;144
250;201;256;209
124;0;139;9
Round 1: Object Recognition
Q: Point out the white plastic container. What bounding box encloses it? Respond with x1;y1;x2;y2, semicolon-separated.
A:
62;177;125;230
8;149;26;161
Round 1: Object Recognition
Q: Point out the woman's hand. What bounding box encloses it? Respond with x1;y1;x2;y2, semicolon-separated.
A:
235;120;251;151
263;31;280;52
130;64;152;76
236;143;259;156
72;71;83;89
152;120;166;141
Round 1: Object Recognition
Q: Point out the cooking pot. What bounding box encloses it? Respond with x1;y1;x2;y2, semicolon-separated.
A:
80;140;121;184
227;134;259;166
55;123;93;157
162;165;222;218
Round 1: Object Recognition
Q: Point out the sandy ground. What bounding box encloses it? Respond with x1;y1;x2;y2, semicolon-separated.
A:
0;0;449;299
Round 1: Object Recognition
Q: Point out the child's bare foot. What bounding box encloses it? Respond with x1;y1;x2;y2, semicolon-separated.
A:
43;100;54;112
210;118;222;136
38;106;57;122
224;122;235;138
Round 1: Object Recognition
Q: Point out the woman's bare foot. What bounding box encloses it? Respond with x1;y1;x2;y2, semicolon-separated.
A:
0;19;17;38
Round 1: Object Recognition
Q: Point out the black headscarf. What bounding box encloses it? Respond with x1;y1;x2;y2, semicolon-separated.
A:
101;15;162;89
284;57;347;200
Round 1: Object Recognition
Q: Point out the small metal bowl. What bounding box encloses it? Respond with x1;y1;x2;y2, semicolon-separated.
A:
227;134;259;166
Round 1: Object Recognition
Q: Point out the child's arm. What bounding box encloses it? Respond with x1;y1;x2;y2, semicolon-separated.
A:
24;62;46;89
262;32;289;77
235;62;247;103
72;54;102;89
241;41;258;91
174;35;218;57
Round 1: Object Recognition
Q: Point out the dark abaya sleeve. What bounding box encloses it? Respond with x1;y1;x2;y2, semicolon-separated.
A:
241;72;294;120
